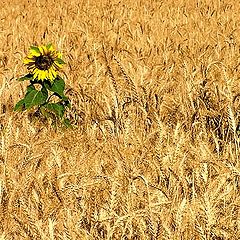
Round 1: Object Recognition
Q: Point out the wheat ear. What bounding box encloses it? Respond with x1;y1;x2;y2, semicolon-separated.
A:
113;56;139;103
102;44;119;108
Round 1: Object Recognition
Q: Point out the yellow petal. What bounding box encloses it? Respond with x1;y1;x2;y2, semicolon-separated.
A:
57;52;62;58
38;71;43;80
52;69;57;79
43;46;48;54
23;58;32;64
38;46;45;55
48;69;53;79
43;71;48;80
48;69;54;80
29;48;41;57
41;71;47;80
33;71;39;80
48;45;54;52
26;54;34;59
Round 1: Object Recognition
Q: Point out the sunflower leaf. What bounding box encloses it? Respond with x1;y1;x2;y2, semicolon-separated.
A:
41;85;48;99
63;118;72;128
24;89;48;109
26;84;36;94
14;99;25;111
18;74;34;81
43;80;52;90
50;77;65;96
39;105;53;118
44;103;65;118
59;95;68;101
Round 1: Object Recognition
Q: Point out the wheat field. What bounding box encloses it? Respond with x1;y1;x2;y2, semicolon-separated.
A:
0;0;240;239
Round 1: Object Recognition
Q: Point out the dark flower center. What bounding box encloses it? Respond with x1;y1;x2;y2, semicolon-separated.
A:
35;55;54;70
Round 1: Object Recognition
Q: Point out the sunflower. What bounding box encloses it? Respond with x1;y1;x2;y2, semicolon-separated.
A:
23;44;65;81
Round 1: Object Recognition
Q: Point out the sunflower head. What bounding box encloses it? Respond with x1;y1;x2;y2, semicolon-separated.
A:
23;44;65;81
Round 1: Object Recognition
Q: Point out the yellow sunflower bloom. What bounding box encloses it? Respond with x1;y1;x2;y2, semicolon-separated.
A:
23;44;65;81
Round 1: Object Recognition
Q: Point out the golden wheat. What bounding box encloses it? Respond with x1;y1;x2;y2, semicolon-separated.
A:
1;0;240;239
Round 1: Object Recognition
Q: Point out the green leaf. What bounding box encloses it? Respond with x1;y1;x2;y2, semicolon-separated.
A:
18;74;33;81
46;43;53;49
56;58;65;64
24;89;48;109
63;118;72;128
14;99;25;111
30;46;41;54
26;85;35;95
44;78;68;101
60;95;68;101
51;77;65;97
39;105;52;118
41;85;48;99
44;103;65;118
43;80;52;90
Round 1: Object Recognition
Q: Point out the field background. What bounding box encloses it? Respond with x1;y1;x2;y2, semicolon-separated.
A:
0;0;240;239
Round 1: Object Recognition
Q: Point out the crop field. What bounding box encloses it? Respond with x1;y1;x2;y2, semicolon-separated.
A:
0;0;240;239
